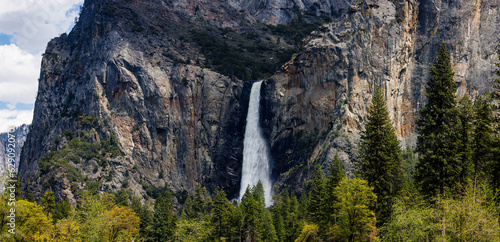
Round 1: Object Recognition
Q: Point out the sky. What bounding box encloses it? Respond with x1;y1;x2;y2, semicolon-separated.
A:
0;0;84;133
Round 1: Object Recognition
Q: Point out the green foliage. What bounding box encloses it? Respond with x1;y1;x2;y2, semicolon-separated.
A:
381;201;440;241
130;194;153;238
456;95;474;186
241;181;278;241
331;178;378;242
416;43;461;198
41;191;56;217
472;94;494;180
115;188;130;207
190;30;290;81
491;53;500;202
211;189;229;240
38;122;121;194
193;184;212;218
307;165;328;233
402;146;418;193
54;197;72;222
295;223;320;242
272;189;303;241
175;218;213;241
152;193;177;241
358;86;407;224
382;182;500;241
325;153;345;227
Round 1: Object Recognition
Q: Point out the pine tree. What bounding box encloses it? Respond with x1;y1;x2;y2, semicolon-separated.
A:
308;165;327;230
54;197;72;221
358;86;406;224
298;192;308;221
457;95;473;185
131;195;153;238
271;193;286;242
212;188;229;240
241;181;277;241
415;43;460;198
152;193;177;240
116;189;129;207
325;153;345;226
287;192;302;241
491;52;500;201
193;183;212;218
41;191;56;217
472;94;493;179
227;199;243;241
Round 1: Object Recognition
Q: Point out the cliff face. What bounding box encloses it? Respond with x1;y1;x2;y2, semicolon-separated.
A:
227;0;353;24
0;124;29;175
263;0;498;191
19;0;499;200
19;0;255;200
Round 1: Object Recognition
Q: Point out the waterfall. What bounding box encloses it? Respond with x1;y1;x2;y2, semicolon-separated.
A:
238;80;273;207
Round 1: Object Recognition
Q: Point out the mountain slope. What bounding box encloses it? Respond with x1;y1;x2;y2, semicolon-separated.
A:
263;0;498;191
18;0;498;201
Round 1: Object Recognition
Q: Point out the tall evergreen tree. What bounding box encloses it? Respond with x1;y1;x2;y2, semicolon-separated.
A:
472;94;493;179
193;183;212;218
130;195;153;239
115;189;129;207
152;193;177;241
325;153;345;226
271;193;287;242
241;181;277;241
415;43;460;198
491;52;500;201
457;95;474;185
358;86;406;224
287;192;302;241
41;191;56;217
308;165;327;231
212;188;229;240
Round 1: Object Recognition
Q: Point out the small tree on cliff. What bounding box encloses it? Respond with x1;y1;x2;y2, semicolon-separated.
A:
358;86;406;224
415;43;461;199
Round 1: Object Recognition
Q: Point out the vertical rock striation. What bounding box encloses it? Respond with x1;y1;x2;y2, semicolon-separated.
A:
0;124;29;176
18;0;499;199
263;0;498;192
227;0;354;24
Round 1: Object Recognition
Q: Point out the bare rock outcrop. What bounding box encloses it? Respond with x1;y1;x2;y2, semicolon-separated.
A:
263;0;498;191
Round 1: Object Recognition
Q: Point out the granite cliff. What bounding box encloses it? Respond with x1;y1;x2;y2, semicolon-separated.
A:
262;0;498;191
0;124;29;180
19;0;498;201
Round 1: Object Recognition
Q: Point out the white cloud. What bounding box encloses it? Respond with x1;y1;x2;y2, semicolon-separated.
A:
0;109;33;133
0;44;40;105
0;0;83;52
0;0;83;129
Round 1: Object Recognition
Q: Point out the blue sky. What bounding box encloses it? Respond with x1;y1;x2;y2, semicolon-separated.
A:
0;0;83;133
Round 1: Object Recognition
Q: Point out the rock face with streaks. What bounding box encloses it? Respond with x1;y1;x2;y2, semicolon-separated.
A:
19;0;253;201
0;124;29;176
262;0;498;191
18;0;499;200
227;0;353;24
